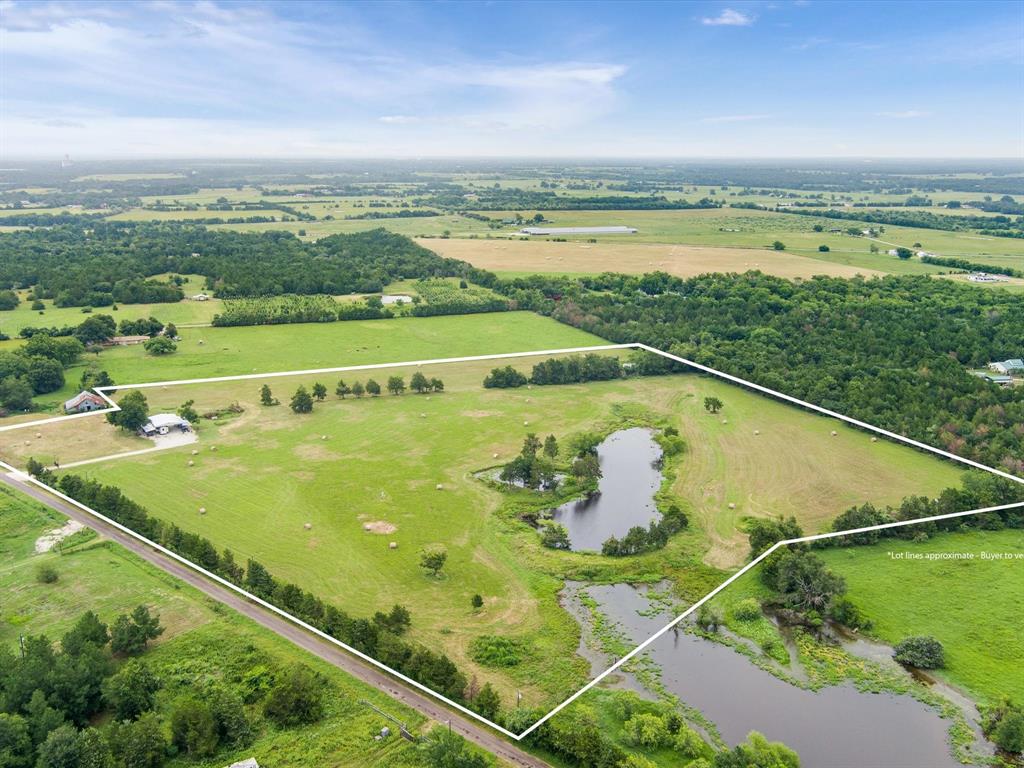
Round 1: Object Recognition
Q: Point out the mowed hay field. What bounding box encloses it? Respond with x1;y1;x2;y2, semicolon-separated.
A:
820;529;1024;704
57;359;964;705
420;238;886;281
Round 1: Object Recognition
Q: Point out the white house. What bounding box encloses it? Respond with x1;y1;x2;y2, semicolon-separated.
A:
140;413;191;437
191;293;210;301
989;359;1024;375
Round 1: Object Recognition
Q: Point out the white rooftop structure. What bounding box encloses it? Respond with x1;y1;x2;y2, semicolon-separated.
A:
141;413;191;435
519;226;637;236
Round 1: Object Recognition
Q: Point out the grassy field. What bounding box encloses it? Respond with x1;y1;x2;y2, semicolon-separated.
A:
819;529;1024;704
0;294;221;337
420;238;886;281
5;311;606;411
0;487;432;767
24;357;965;708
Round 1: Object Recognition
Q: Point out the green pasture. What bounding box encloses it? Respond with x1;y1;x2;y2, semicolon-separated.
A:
820;529;1024;704
66;362;963;706
14;311;605;411
0;488;429;767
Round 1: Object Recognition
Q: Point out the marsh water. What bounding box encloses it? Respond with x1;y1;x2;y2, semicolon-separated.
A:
563;582;971;768
551;427;663;551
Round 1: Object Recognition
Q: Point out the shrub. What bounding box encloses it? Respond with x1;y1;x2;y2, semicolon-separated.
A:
623;712;672;748
36;563;59;583
470;635;526;668
263;665;326;727
731;598;762;622
893;636;945;669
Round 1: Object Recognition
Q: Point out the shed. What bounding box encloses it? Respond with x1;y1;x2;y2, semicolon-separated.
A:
108;335;149;346
141;413;191;436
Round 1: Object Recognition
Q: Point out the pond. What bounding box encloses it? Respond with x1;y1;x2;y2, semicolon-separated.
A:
551;427;663;551
562;581;972;768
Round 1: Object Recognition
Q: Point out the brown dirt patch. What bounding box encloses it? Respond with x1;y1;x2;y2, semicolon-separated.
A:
363;520;398;534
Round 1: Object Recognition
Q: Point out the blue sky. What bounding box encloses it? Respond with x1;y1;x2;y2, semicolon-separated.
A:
1;0;1022;158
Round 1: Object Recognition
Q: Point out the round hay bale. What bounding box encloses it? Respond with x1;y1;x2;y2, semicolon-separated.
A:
363;523;372;531
831;430;838;436
35;432;41;439
420;413;426;418
304;522;312;530
753;430;760;436
871;437;878;443
321;435;327;440
728;502;736;510
187;460;194;467
435;483;443;490
389;541;398;550
198;507;206;515
722;419;728;424
523;421;529;426
493;453;499;459
24;440;30;446
191;449;199;455
210;446;217;452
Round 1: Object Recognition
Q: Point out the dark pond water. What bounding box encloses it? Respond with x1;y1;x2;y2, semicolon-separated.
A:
551;427;663;551
564;582;968;768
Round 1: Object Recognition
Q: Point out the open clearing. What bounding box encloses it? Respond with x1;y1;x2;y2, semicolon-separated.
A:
420;237;887;280
819;528;1024;704
19;351;965;709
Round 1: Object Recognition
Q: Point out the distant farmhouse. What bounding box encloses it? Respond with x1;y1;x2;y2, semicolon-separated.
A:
64;391;107;414
968;272;1008;283
140;413;191;437
519;226;638;236
989;359;1024;375
107;335;149;346
191;292;211;301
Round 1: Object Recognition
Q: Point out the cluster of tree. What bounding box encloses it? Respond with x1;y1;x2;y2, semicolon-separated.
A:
0;332;91;410
601;504;689;557
508;694;796;768
500;433;560;490
536;271;1024;476
529;354;624;385
822;472;1024;546
414;186;723;212
745;517;847;625
483;366;528;388
0;223;491;301
116;317;167;337
28;468;473;708
0;606;177;768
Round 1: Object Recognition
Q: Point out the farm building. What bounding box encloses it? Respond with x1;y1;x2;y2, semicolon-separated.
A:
64;391;107;413
519;226;638;236
969;272;1008;283
107;335;149;346
191;293;211;301
140;413;191;437
989;359;1024;374
225;760;259;768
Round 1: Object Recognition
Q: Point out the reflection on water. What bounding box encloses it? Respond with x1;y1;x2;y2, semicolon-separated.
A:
565;581;968;768
552;428;663;551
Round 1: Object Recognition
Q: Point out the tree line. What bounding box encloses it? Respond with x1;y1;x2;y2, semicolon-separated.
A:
523;271;1024;476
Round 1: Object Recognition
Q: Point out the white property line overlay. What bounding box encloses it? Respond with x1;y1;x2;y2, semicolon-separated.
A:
1;341;1022;742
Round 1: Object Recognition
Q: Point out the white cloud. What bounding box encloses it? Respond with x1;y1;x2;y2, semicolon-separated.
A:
701;9;755;27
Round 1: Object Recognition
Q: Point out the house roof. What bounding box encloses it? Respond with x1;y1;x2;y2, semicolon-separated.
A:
64;391;105;409
146;413;189;429
1002;359;1024;368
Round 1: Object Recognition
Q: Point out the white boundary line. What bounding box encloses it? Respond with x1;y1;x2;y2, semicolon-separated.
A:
1;341;1022;741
